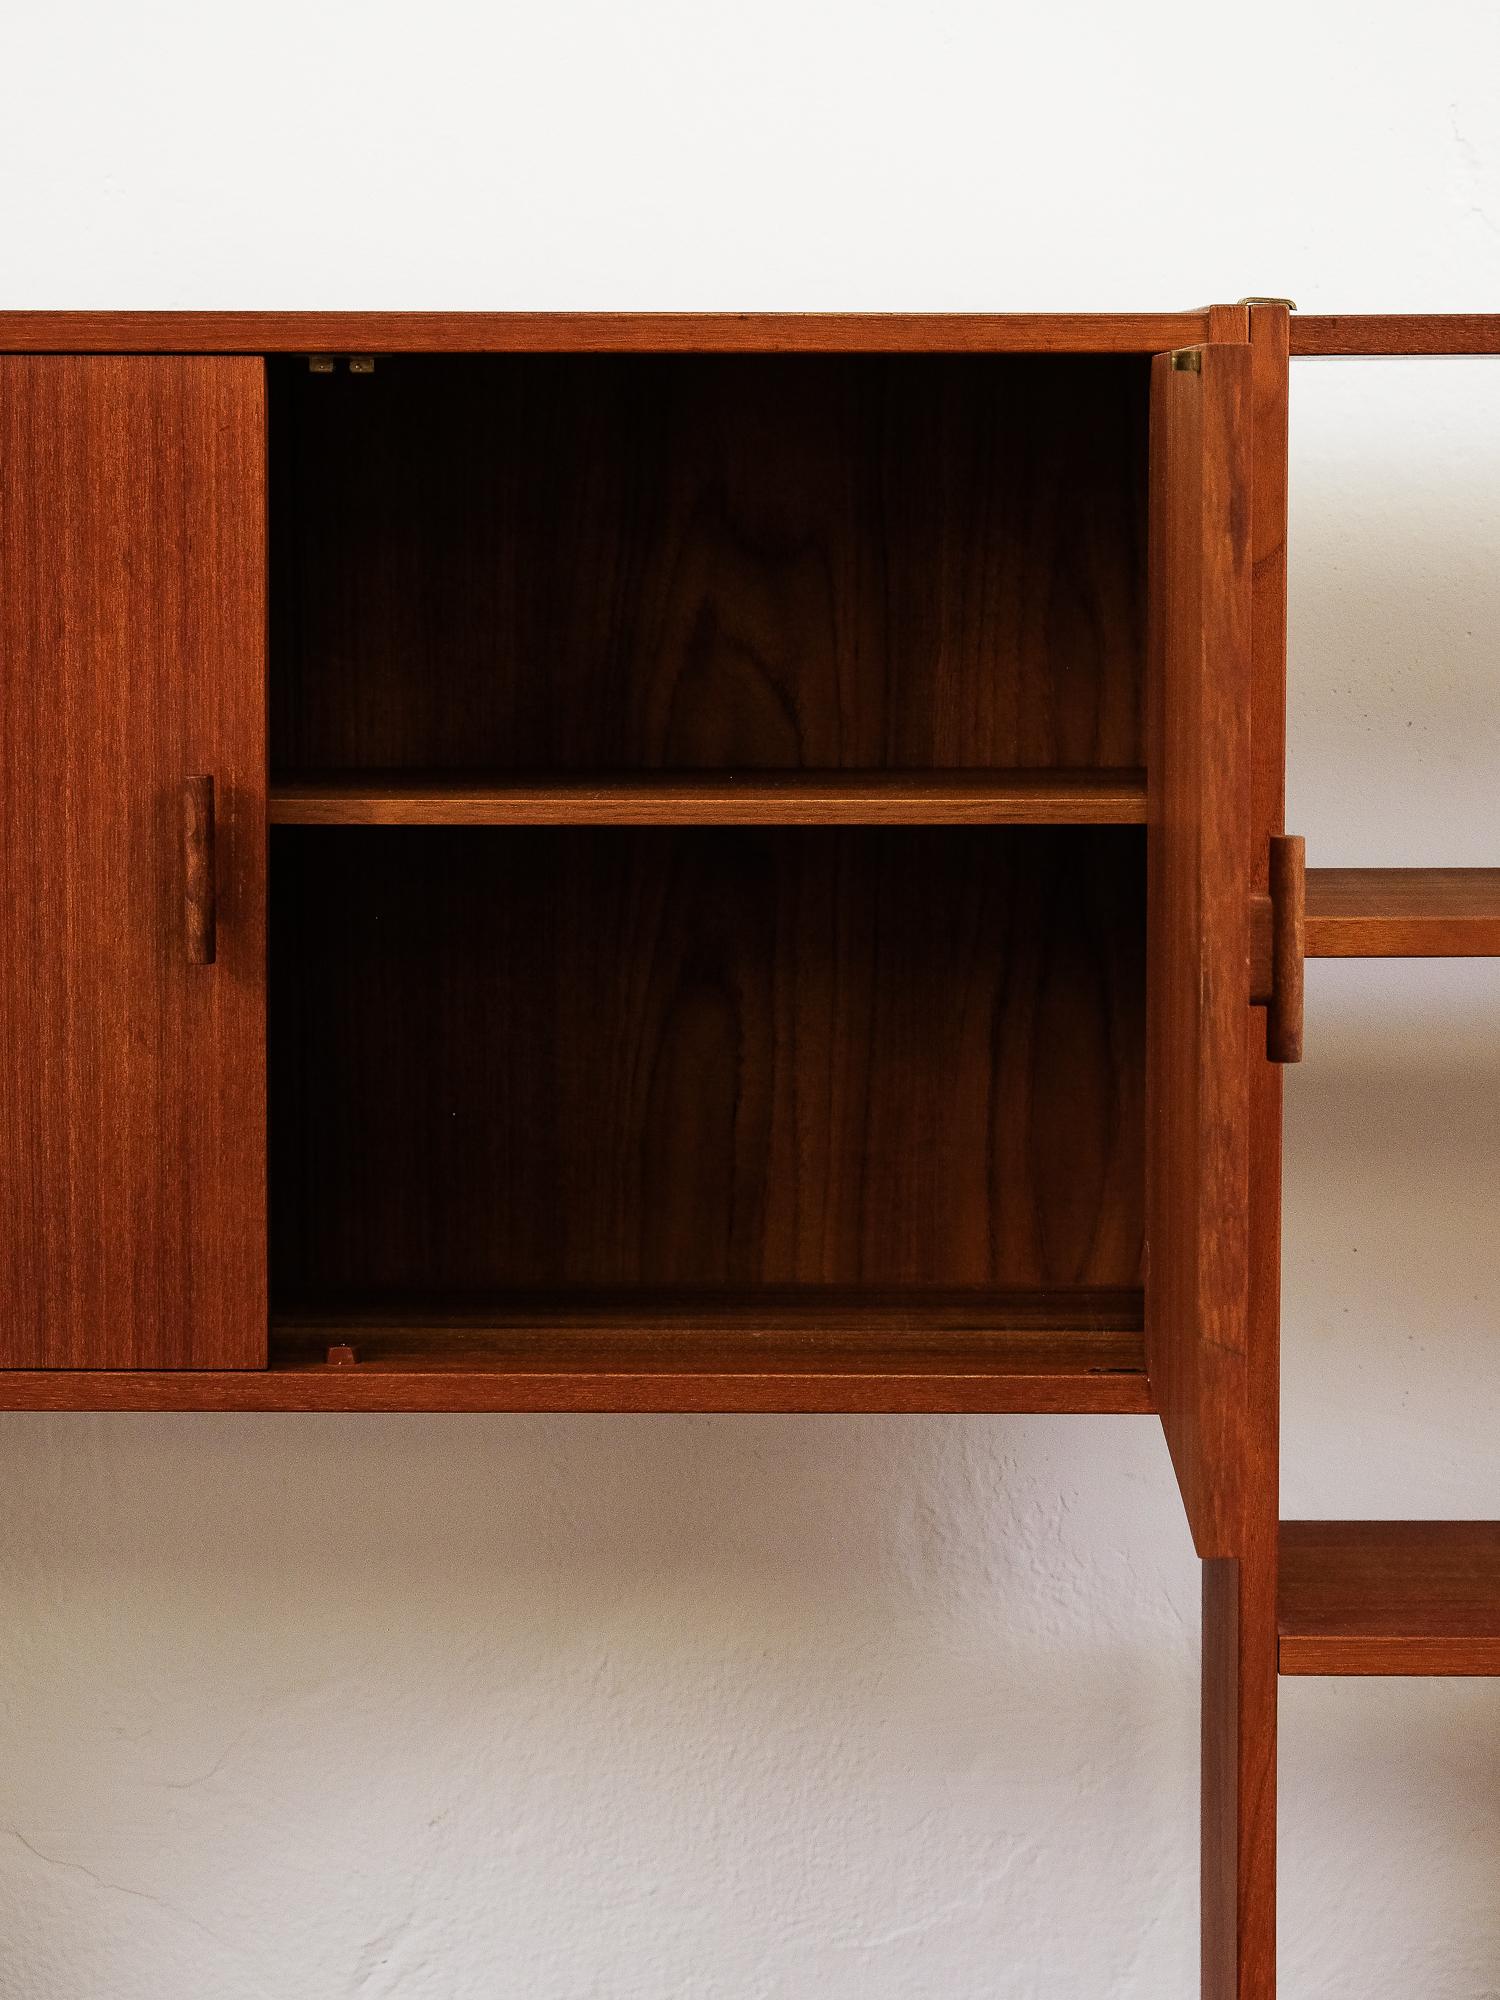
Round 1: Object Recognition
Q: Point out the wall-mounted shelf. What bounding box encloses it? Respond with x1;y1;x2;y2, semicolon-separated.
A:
15;299;1500;1997
0;302;1337;1998
1305;867;1500;957
1292;314;1500;356
1279;1521;1500;1676
269;769;1148;827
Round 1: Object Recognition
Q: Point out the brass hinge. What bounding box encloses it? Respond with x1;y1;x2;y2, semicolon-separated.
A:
1171;349;1202;373
1237;296;1298;310
307;355;376;374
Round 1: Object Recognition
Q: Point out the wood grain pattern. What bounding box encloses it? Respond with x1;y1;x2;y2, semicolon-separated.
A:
1200;301;1289;2000
269;770;1147;825
0;1294;1151;1413
1293;314;1500;356
1202;1560;1242;2000
1280;1522;1500;1675
272;1287;1144;1343
1306;868;1500;956
1203;1554;1278;2000
182;775;217;964
0;357;268;1369
1265;834;1305;1062
1207;304;1250;347
269;355;1149;777
1144;342;1255;1559
0;310;1214;354
1248;306;1289;899
270;826;1145;1300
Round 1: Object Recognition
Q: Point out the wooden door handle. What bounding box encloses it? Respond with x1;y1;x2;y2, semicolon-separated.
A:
183;775;216;964
1250;833;1304;1061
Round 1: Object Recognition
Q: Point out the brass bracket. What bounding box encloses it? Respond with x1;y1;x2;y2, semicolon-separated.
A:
1237;296;1298;310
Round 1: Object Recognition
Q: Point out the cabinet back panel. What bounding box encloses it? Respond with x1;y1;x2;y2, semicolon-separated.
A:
270;826;1144;1297
269;356;1146;774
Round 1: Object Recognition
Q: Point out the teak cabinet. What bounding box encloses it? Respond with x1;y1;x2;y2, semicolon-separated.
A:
3;306;1497;1997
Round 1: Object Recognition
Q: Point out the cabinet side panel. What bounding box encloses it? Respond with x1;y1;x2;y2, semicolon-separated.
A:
0;356;267;1368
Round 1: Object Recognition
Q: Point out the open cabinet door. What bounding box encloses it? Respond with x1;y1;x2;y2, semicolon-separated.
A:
0;357;267;1368
1146;339;1255;1558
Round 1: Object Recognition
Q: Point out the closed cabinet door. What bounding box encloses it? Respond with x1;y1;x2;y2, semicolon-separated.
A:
0;356;267;1368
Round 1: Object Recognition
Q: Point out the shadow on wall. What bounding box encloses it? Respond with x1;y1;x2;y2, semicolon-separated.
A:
0;1411;1199;1999
1281;1677;1500;1997
0;1407;1194;1602
1283;957;1500;1518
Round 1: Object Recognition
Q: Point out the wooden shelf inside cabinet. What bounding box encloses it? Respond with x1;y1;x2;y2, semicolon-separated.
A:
0;1290;1149;1415
1279;1521;1500;1675
269;770;1149;828
1305;868;1500;957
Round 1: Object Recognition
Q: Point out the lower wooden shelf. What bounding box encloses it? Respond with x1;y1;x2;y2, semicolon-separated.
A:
0;1290;1149;1414
1306;868;1500;957
1279;1520;1500;1675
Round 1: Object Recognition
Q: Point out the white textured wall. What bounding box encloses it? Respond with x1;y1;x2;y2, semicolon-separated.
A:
1282;359;1500;1996
1;4;1498;1994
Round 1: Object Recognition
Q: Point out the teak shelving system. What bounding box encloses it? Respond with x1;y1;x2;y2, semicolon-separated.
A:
0;305;1496;1993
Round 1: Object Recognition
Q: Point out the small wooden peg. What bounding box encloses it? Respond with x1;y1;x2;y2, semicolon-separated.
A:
183;775;216;965
1267;834;1305;1063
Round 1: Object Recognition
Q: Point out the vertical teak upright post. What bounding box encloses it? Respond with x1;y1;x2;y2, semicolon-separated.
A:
1146;302;1290;1998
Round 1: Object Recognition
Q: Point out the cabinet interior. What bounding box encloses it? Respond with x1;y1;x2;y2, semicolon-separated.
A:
266;351;1151;1367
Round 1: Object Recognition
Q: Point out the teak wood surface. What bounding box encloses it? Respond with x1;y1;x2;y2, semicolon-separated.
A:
0;310;1313;2000
0;310;1212;353
0;356;268;1368
3;306;1492;356
1292;314;1500;355
268;771;1148;825
0;1293;1152;1414
1145;337;1255;1564
1305;867;1500;956
1279;1522;1500;1675
1199;303;1288;2000
269;354;1148;778
270;826;1145;1301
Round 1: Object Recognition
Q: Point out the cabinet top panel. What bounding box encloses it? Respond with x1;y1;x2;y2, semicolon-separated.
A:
0;309;1218;354
12;309;1494;355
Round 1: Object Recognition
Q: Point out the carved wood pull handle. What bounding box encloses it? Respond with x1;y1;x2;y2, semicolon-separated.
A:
1250;833;1305;1062
183;775;217;965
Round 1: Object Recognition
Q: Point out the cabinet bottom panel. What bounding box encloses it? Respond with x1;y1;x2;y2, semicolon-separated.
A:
0;1285;1149;1413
